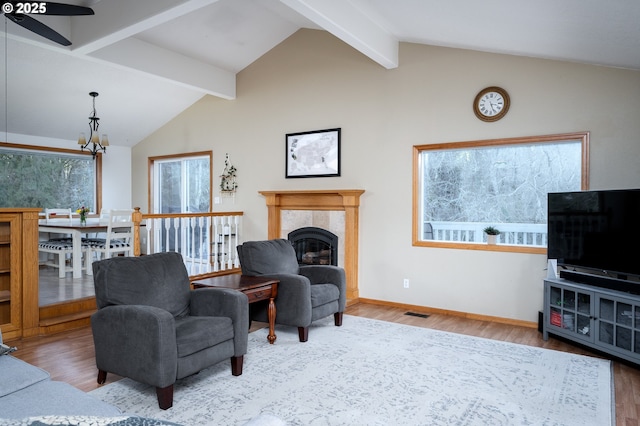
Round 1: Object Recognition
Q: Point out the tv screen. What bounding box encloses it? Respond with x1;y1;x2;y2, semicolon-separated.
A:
548;189;640;279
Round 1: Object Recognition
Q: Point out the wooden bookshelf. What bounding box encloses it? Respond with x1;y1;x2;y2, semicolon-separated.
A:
0;208;40;340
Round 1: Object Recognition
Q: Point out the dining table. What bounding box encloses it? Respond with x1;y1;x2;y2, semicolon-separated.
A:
38;219;107;278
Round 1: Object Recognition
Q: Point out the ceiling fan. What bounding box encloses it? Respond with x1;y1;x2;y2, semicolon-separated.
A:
3;1;94;46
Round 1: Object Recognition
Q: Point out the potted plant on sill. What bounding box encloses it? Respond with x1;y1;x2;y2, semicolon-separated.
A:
483;226;500;245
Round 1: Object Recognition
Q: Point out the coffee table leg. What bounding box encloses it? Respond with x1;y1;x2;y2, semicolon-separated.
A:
267;297;277;344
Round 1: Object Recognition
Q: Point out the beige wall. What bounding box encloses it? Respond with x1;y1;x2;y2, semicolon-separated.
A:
132;29;640;323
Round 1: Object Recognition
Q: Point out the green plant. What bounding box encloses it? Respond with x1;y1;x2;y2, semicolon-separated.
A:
483;226;500;235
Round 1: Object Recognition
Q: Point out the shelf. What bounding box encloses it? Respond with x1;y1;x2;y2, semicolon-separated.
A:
0;290;10;303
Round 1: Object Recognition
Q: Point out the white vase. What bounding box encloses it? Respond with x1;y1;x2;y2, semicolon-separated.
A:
487;234;497;245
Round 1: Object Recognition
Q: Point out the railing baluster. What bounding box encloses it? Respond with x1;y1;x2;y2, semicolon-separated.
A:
163;218;171;253
225;216;233;270
173;218;180;254
212;216;220;272
196;216;204;274
221;216;226;270
144;218;151;255
233;215;240;267
221;216;228;270
205;216;212;272
188;217;195;275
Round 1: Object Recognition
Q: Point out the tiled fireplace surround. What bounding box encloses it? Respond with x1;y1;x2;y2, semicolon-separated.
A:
259;190;364;302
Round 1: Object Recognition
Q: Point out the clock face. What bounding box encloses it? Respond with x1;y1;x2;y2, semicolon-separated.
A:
478;92;505;117
473;87;510;122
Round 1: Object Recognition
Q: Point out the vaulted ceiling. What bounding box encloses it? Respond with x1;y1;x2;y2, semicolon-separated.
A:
1;0;639;147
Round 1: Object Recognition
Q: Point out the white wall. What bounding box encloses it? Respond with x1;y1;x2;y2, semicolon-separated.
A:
6;133;132;210
132;29;640;323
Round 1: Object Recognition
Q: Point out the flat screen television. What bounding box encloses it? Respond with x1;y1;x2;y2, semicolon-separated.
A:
548;188;640;282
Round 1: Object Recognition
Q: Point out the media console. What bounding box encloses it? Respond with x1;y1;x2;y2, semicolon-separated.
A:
543;277;640;366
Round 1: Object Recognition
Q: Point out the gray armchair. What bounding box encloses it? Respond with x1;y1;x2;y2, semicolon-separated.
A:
237;239;346;342
91;252;248;410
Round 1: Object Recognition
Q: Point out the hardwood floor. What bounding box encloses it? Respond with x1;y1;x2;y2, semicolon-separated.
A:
6;302;640;425
38;266;95;306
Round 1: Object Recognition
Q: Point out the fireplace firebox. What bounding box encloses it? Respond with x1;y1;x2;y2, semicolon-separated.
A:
288;227;338;266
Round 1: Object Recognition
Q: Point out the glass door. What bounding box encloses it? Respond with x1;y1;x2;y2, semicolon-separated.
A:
548;284;593;342
152;155;210;258
597;296;640;356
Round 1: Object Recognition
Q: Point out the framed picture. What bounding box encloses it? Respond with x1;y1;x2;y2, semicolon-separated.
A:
286;128;341;178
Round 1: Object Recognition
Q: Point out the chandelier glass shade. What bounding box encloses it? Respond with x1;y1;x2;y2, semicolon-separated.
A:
78;91;109;158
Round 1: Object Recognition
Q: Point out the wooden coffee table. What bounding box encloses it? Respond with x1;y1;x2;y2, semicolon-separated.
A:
192;275;279;344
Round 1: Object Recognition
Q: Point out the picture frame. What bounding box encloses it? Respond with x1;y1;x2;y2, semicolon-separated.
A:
286;128;341;178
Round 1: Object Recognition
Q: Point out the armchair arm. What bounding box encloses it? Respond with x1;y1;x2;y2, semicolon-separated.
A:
299;265;344;285
91;305;177;388
258;273;312;327
299;265;346;311
190;288;249;356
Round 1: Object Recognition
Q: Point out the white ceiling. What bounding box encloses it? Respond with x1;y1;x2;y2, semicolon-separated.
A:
1;0;639;147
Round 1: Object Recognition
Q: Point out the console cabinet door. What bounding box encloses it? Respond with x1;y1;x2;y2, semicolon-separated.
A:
545;281;594;343
0;213;21;336
595;295;640;357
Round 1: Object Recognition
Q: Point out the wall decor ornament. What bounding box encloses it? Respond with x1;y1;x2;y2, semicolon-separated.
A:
220;153;237;195
286;128;341;178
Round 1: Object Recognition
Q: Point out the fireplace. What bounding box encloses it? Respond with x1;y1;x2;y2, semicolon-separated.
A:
288;227;338;266
259;189;365;301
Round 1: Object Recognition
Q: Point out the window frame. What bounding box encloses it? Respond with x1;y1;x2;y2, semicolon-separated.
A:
412;132;590;254
0;141;102;213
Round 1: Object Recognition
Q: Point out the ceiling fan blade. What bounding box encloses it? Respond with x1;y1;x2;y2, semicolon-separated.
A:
5;13;71;46
39;2;95;16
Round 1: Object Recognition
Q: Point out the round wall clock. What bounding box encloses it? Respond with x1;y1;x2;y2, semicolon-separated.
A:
473;86;510;122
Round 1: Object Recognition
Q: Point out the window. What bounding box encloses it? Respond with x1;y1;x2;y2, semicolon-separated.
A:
149;152;212;214
149;152;212;257
413;132;589;253
0;142;101;212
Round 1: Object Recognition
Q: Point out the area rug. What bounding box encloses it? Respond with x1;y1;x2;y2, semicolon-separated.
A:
89;315;614;425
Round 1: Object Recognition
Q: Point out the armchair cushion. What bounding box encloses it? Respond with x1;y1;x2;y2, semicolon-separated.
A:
238;239;299;275
310;284;340;308
175;316;233;357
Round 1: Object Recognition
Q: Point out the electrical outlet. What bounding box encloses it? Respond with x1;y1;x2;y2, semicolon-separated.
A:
403;278;410;289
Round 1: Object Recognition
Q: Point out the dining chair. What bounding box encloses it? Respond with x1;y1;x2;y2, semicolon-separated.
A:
38;208;91;278
85;209;135;263
98;208;110;225
44;208;73;224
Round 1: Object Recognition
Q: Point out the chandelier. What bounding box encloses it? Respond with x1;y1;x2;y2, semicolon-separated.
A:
78;92;109;158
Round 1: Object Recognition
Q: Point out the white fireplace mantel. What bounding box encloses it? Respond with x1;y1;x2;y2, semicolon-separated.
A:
259;190;364;301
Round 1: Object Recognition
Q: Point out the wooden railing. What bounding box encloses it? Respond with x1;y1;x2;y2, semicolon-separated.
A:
132;208;243;279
